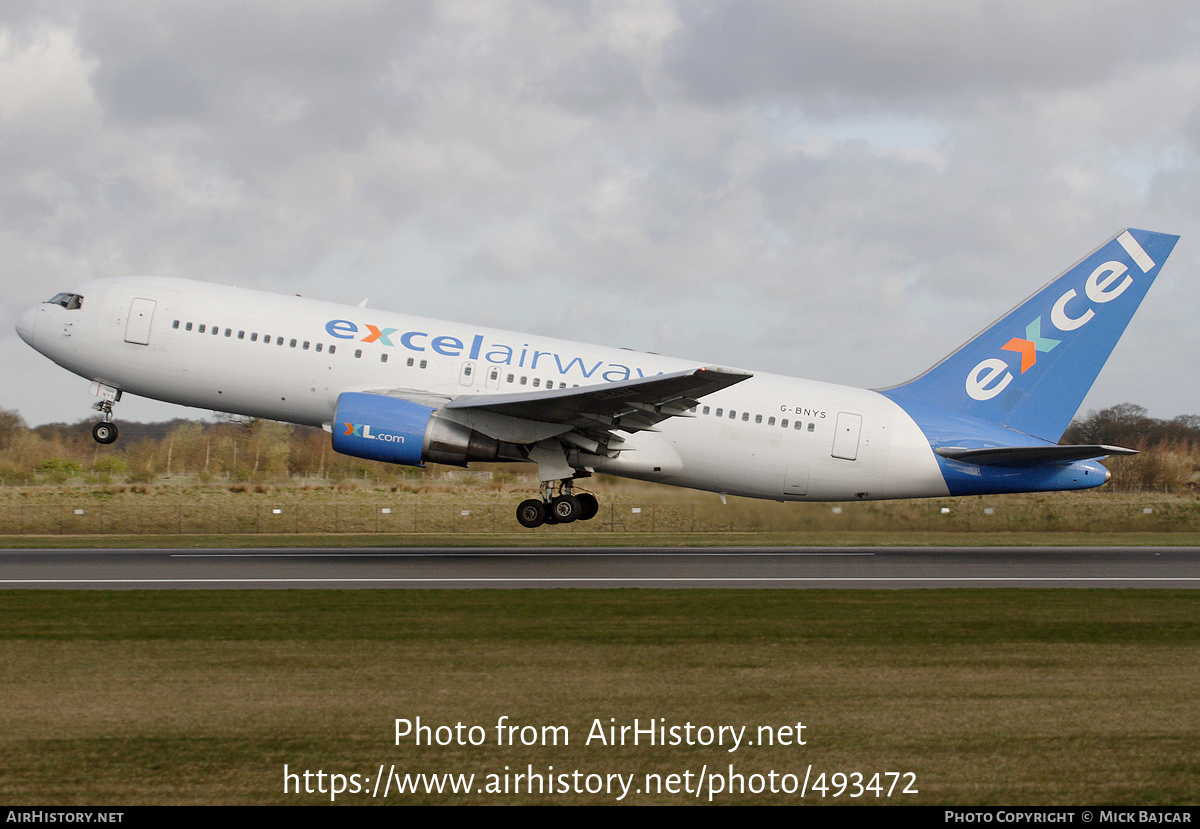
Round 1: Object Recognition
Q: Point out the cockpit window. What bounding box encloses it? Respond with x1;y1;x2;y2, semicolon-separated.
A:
46;293;83;310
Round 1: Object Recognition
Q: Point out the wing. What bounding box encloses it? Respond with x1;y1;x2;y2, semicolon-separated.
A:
443;365;752;454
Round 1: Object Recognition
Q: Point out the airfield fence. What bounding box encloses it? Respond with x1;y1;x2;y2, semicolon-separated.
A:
0;498;1197;535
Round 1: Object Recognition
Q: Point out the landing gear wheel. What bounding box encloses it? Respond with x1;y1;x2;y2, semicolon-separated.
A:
550;494;580;523
516;499;546;528
576;493;599;521
92;422;118;445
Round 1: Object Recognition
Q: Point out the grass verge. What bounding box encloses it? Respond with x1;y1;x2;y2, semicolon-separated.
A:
2;530;1200;548
0;589;1196;805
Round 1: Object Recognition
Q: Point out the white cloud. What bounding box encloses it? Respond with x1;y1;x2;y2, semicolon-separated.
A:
1;1;1198;425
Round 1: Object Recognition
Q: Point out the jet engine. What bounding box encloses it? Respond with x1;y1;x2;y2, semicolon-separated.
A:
331;392;510;467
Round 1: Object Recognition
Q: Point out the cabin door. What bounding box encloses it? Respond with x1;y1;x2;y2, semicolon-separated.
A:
124;298;156;345
831;412;863;461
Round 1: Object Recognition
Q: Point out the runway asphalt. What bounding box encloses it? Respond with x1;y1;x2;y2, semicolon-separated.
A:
1;546;1198;588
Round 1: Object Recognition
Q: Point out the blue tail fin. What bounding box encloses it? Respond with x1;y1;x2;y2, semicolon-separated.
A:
883;229;1178;442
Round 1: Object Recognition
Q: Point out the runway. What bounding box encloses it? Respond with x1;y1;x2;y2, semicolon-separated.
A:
1;546;1199;588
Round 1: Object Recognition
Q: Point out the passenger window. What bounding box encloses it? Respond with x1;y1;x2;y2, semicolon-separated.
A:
198;324;206;333
289;339;297;348
507;374;514;383
532;378;540;388
213;326;219;335
754;414;762;424
224;328;232;337
315;343;322;352
808;423;816;432
237;331;245;339
172;320;180;329
520;376;527;385
715;408;723;417
794;421;803;430
703;406;710;415
276;337;284;346
186;322;193;331
302;341;309;350
729;410;736;419
407;357;414;366
381;353;388;362
742;412;749;422
419;359;427;369
329;345;336;354
768;417;775;426
781;419;788;428
355;349;362;358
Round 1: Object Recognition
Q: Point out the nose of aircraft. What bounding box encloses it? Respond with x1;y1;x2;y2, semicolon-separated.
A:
15;306;38;345
15;304;42;343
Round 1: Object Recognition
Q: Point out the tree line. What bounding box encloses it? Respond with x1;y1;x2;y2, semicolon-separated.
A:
1060;404;1200;492
0;403;1196;491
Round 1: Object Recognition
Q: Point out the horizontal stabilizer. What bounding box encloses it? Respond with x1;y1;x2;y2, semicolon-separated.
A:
935;444;1137;467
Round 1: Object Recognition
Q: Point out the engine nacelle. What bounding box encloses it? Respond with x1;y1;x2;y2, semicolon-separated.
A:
331;392;504;467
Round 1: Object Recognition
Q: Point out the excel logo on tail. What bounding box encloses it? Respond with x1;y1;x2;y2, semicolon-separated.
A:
965;231;1154;402
343;423;405;444
1000;317;1060;373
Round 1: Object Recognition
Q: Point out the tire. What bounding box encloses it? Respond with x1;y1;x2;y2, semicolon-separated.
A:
516;499;546;528
92;422;118;445
550;494;580;523
576;493;599;521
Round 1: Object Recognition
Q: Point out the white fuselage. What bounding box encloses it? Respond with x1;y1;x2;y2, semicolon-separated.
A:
17;277;950;501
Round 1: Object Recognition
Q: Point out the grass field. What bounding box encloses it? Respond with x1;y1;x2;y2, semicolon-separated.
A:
0;479;1198;539
1;589;1197;805
3;481;1197;805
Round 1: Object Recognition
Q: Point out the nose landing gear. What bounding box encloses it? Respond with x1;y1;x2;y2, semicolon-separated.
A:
90;388;121;445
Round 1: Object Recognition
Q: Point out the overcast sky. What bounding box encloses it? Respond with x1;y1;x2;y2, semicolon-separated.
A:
2;1;1197;426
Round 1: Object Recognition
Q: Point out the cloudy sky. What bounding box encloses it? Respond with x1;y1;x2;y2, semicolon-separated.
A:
2;1;1198;426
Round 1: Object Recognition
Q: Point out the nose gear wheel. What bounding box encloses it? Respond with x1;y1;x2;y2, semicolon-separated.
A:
91;398;119;445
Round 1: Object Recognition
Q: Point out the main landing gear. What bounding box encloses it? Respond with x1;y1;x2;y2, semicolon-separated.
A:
91;396;119;445
516;480;601;528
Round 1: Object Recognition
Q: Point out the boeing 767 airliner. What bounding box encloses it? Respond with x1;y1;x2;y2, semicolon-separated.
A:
15;229;1177;527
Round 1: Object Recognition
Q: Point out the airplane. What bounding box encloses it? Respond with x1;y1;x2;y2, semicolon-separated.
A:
15;228;1178;528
